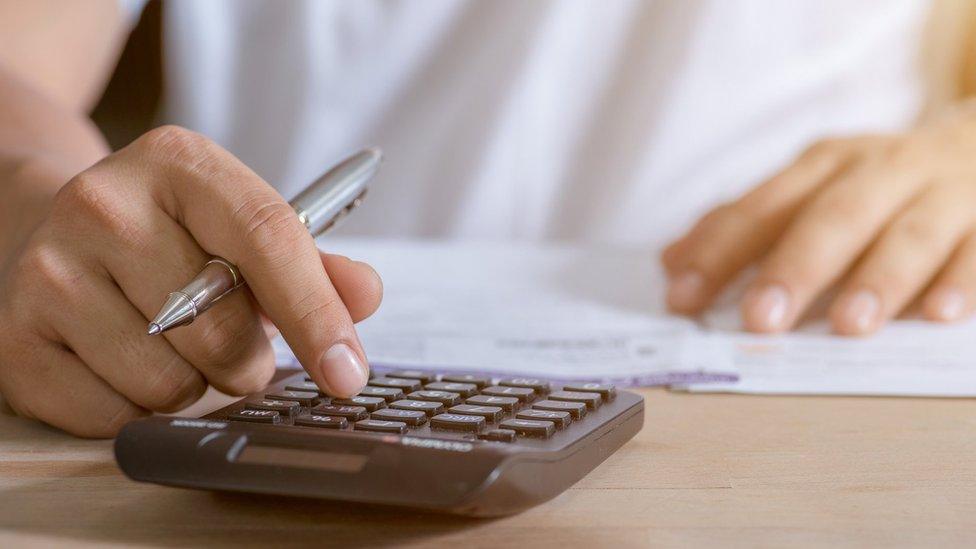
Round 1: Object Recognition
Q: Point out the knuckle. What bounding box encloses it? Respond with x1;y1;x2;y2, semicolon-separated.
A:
209;348;274;396
14;244;81;298
239;198;307;261
889;215;942;247
193;307;259;370
57;172;133;233
293;289;343;328
144;360;206;413
137;125;218;174
808;189;863;225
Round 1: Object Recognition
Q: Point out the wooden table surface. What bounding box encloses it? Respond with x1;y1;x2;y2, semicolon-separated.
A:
2;388;974;548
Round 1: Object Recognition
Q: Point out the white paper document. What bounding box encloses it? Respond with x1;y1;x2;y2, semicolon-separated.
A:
680;316;976;397
275;238;736;385
272;238;976;396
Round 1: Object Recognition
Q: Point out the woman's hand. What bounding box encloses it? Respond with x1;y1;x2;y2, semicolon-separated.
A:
0;126;382;438
663;104;976;335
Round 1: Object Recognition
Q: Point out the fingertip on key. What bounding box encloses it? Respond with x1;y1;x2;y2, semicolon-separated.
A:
318;342;370;397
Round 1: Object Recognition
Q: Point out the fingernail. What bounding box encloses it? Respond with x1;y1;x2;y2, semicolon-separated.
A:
925;287;967;322
835;289;882;334
668;270;706;312
319;343;369;397
742;284;791;332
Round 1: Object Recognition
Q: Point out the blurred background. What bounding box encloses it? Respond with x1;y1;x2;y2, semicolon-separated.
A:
94;0;976;251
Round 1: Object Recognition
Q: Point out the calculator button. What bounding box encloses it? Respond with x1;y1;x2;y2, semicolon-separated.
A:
449;404;504;423
332;396;387;412
478;429;516;443
265;391;321;407
386;370;436;384
389;399;445;417
368;377;423;392
549;390;602;410
294;414;347;429
354;419;408;434
499;418;555;438
407;390;462;406
499;378;550;395
284;381;323;394
517;409;571;429
440;374;491;388
430;413;486;432
562;382;616;400
311;404;369;421
466;394;520;412
533;400;587;420
228;409;280;424
357;386;405;402
370;408;428;426
481;386;535;403
245;399;300;418
424;382;478;398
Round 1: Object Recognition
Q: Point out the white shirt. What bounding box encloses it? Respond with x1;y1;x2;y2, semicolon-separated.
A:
136;0;929;250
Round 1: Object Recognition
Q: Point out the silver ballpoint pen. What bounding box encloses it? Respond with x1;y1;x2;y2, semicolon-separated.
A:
146;148;382;336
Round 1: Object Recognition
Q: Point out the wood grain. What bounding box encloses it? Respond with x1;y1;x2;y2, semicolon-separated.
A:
2;389;974;548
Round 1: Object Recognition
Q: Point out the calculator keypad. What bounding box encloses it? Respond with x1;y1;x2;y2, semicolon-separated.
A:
226;371;619;446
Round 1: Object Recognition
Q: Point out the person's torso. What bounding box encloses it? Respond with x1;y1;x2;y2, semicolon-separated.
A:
159;0;929;249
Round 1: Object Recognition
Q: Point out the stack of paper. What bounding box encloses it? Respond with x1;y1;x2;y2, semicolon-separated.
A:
272;238;976;397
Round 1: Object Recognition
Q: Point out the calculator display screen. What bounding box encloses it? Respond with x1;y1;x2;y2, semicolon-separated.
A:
236;445;368;473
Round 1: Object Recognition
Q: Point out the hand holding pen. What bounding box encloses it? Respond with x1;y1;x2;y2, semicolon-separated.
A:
0;126;381;437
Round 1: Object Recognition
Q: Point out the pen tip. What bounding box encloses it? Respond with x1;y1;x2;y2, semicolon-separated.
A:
147;323;162;336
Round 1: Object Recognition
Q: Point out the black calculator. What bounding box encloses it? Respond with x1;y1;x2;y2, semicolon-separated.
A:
114;368;644;516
